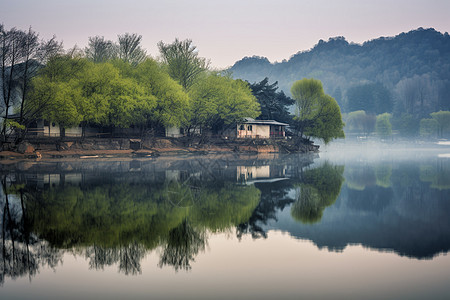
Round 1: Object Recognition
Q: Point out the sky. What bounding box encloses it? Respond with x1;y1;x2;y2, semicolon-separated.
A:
1;0;450;68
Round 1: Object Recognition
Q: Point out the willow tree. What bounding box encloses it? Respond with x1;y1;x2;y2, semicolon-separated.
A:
117;33;147;66
133;59;190;129
0;25;61;141
375;113;392;139
158;38;209;90
431;110;450;138
291;78;344;144
188;74;260;133
84;36;116;63
26;55;156;133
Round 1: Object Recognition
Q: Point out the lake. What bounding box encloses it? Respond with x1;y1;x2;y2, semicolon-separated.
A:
1;143;450;299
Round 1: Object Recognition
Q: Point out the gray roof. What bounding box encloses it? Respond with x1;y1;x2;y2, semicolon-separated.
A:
242;118;289;126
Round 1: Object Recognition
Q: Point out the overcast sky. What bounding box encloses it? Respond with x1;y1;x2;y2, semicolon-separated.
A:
1;0;449;68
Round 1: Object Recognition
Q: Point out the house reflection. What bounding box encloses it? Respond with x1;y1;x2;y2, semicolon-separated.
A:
237;164;287;184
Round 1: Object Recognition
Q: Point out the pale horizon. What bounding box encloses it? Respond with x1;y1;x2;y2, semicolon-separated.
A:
1;0;449;68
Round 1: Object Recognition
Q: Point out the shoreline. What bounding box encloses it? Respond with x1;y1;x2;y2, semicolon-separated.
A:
0;137;319;162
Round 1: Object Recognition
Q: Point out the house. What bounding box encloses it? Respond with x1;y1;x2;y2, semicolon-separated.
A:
164;118;289;139
237;118;288;139
236;164;288;184
165;126;202;138
28;119;83;137
165;126;184;138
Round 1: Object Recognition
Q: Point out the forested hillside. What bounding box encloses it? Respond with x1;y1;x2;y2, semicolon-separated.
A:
230;28;450;117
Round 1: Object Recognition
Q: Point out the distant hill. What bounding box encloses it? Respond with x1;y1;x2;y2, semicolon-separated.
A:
230;28;450;115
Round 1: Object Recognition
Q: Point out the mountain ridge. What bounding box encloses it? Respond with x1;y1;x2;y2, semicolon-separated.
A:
230;28;450;115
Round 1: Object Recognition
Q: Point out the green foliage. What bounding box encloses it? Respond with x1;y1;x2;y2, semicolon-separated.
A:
4;119;25;130
291;78;345;144
345;110;376;136
419;118;438;138
291;162;345;224
395;113;420;137
375;113;392;138
291;78;324;121
346;82;393;114
27;55;189;131
431;110;450;138
345;164;377;191
84;36;116;63
190;184;261;231
116;33;147;66
158;38;209;90
106;77;152;128
188;74;260;131
306;95;345;144
134;59;190;127
231;28;450;117
27;55;88;128
25;180;260;249
291;186;322;224
420;160;450;190
249;77;294;124
0;25;62;136
375;164;392;188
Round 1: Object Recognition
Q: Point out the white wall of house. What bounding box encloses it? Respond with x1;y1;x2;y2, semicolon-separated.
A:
237;124;270;138
42;122;83;137
35;119;45;136
65;126;82;137
44;122;60;137
166;126;183;138
237;165;270;181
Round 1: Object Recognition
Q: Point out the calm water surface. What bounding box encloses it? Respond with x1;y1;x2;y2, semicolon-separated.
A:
1;144;450;299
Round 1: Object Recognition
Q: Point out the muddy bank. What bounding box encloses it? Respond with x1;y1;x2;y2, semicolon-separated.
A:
0;136;319;161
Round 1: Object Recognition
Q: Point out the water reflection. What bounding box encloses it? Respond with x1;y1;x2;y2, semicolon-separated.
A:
159;219;207;271
0;177;63;285
265;155;450;260
291;162;345;223
1;153;450;284
0;155;312;282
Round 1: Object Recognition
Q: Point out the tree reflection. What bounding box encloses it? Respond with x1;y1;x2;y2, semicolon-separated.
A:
291;186;322;224
291;162;345;224
85;245;119;270
375;163;392;188
119;243;146;275
0;168;260;278
420;158;450;190
1;175;62;285
158;219;207;271
84;243;146;275
237;179;294;239
237;161;345;238
345;164;376;190
0;156;348;278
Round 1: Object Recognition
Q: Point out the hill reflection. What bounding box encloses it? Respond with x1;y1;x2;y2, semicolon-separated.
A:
261;155;450;260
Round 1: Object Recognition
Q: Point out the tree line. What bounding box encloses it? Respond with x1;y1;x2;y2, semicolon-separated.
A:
1;24;345;145
231;28;450;139
344;110;450;139
1;28;261;141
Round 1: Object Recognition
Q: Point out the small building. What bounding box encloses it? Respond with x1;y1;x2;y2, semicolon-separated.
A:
165;126;184;138
27;119;85;137
165;126;202;138
237;118;288;139
237;164;288;184
30;119;82;137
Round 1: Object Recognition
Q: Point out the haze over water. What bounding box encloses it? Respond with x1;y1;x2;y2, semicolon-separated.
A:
1;143;450;299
